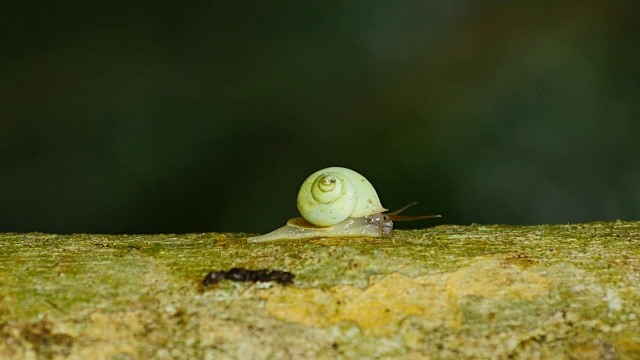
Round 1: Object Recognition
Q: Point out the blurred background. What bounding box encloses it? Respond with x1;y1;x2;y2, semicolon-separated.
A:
1;1;638;234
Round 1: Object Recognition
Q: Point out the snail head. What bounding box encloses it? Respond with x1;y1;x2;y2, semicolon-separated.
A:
365;202;441;236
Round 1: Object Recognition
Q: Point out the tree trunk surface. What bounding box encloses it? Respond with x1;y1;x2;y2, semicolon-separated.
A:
1;222;639;359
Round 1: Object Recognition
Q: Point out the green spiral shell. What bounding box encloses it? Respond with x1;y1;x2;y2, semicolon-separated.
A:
297;167;387;226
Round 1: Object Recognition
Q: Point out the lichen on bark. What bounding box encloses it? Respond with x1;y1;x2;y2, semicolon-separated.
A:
1;221;639;359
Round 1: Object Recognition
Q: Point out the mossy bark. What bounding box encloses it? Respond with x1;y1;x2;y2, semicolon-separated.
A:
1;222;639;359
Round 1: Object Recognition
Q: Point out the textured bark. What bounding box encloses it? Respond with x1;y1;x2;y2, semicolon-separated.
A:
1;222;639;359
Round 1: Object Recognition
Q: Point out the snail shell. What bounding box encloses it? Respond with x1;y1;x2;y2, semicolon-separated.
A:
296;167;387;226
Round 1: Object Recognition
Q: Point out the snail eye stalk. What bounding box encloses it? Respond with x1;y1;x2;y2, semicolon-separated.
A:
385;202;441;221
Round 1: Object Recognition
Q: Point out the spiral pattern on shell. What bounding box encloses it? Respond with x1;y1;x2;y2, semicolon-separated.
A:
298;172;356;226
296;167;387;227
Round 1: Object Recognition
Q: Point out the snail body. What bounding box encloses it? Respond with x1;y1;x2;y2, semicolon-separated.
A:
247;167;440;243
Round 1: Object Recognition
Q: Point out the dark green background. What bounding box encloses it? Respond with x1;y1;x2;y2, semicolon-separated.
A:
2;2;638;234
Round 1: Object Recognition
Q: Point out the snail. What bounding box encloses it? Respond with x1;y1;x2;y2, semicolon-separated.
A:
247;167;440;243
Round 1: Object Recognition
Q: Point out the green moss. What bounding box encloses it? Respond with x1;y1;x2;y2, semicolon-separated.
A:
1;222;640;358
